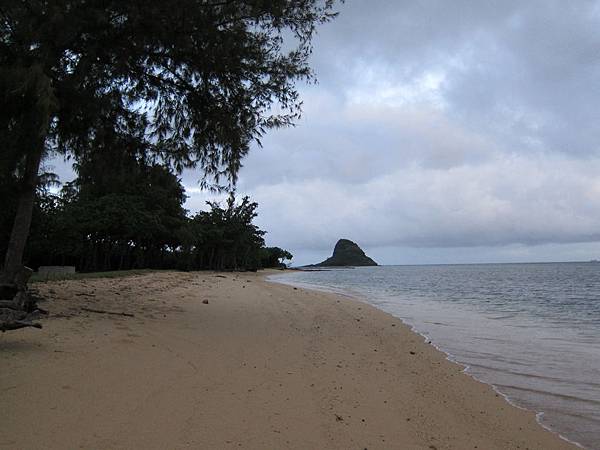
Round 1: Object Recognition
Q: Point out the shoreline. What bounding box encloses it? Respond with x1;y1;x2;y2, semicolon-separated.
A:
1;270;579;449
267;274;587;449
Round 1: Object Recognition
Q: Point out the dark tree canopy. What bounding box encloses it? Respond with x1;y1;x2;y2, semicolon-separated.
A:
185;193;267;271
15;142;292;272
261;246;294;268
1;0;339;186
23;179;292;273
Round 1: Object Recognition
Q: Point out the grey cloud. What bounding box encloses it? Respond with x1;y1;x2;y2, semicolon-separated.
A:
236;153;600;250
312;1;600;157
232;99;497;191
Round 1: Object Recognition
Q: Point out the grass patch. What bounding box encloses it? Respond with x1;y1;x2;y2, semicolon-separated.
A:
29;269;168;283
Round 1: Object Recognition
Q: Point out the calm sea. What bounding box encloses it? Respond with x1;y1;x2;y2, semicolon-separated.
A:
271;263;600;449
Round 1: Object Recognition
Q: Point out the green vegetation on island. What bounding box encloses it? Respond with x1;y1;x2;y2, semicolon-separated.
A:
313;239;378;267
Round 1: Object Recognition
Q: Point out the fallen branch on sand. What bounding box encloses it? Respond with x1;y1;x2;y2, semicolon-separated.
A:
0;267;44;332
1;319;42;331
81;307;135;317
0;307;44;331
0;300;45;331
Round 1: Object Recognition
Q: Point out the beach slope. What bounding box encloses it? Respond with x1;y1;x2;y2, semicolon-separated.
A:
0;271;577;449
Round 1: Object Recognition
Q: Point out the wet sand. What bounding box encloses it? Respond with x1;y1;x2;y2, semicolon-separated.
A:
0;271;578;449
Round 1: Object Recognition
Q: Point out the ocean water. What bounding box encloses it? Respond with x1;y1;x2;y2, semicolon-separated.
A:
271;263;600;449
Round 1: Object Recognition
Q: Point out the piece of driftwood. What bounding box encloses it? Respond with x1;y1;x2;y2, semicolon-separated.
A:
1;320;43;331
0;307;43;332
81;307;134;317
0;266;43;332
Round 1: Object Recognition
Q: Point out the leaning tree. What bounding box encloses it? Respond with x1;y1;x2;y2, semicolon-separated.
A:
0;0;340;330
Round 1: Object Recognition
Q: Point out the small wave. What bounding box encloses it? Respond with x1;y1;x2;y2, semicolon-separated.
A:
496;384;600;407
540;408;600;425
471;336;514;343
467;362;600;389
456;349;537;367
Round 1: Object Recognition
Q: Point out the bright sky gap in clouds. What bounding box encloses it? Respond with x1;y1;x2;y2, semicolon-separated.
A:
55;1;600;266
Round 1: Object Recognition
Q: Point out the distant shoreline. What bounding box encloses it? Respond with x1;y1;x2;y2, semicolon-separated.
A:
294;260;600;268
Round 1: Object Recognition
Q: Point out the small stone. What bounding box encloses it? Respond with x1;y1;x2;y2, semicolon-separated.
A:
202;299;209;304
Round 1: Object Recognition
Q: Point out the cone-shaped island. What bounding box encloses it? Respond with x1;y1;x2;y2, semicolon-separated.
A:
313;239;378;267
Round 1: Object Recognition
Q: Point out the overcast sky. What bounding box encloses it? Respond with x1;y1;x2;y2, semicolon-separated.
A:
57;1;600;266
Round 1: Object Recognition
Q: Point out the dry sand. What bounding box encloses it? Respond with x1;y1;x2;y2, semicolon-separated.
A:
0;271;578;450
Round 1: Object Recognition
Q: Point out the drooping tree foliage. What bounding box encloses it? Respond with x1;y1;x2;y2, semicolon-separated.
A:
0;0;339;283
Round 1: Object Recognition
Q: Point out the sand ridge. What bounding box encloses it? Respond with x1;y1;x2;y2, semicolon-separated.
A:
0;271;578;449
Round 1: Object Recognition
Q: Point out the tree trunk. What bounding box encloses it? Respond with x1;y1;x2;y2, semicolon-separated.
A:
2;65;55;287
119;247;125;271
1;143;44;284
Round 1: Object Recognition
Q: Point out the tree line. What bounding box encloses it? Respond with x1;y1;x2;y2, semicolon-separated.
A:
2;149;292;272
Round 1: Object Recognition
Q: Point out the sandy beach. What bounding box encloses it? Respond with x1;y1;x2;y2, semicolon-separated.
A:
0;271;578;450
